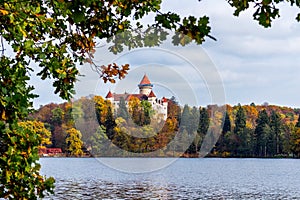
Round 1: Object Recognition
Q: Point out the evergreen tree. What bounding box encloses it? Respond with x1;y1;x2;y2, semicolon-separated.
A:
196;107;209;152
234;106;246;134
189;106;200;133
270;111;283;155
117;97;129;120
234;106;248;155
222;111;231;134
180;105;191;131
105;106;116;139
87;125;108;156
296;113;300;128
198;107;210;135
254;110;270;157
291;128;300;157
141;100;152;126
216;111;231;154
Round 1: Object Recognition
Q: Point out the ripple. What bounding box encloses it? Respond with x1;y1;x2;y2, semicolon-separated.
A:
41;158;300;199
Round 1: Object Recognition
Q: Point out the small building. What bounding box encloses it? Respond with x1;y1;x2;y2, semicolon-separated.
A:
39;147;63;157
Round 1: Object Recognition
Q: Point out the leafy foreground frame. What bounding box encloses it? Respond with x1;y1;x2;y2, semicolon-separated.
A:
1;0;300;199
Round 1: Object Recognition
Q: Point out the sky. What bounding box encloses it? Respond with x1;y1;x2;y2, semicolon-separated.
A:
30;0;300;108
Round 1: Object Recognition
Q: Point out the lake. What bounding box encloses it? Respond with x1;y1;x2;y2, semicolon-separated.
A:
40;158;300;199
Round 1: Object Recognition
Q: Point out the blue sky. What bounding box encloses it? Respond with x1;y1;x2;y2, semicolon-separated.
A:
30;0;300;108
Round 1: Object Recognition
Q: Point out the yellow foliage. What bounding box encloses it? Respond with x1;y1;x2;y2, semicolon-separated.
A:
128;96;140;114
18;120;52;147
0;9;9;15
94;95;112;124
65;128;83;156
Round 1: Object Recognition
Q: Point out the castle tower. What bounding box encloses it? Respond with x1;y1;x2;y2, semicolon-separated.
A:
161;97;168;120
138;74;153;96
105;91;114;102
148;90;156;105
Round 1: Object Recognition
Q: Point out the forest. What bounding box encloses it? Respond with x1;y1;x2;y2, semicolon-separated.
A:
30;96;300;158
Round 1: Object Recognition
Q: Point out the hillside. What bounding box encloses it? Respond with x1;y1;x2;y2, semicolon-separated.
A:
30;97;300;158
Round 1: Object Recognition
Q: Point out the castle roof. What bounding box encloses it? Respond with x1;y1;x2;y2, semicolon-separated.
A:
105;91;113;98
162;97;168;103
111;93;148;101
128;94;148;101
148;90;156;98
139;74;151;85
138;74;153;87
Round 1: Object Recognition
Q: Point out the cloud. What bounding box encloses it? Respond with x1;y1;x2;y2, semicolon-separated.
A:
29;0;300;108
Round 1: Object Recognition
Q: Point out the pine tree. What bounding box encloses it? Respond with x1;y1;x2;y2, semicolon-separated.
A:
222;111;231;134
234;106;246;134
270;111;283;155
216;111;231;154
141;100;152;126
198;107;209;135
296;113;300;128
180;104;191;131
105;106;116;139
254;110;270;157
189;106;200;133
234;106;248;155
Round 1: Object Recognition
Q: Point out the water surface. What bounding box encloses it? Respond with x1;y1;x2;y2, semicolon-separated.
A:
40;158;300;199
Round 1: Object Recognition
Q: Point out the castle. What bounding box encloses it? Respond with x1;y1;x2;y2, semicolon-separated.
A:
105;75;168;120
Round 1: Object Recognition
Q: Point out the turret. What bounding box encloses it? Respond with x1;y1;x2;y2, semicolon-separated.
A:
138;74;153;96
105;91;114;102
148;90;156;105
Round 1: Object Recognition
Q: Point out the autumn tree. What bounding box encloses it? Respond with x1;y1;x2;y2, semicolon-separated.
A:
128;96;141;125
65;128;84;157
94;96;112;126
18;121;52;149
0;121;55;199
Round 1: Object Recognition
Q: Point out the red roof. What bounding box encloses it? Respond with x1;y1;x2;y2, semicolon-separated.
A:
148;90;156;98
162;97;168;103
128;94;148;101
106;91;113;98
112;93;148;101
139;74;151;85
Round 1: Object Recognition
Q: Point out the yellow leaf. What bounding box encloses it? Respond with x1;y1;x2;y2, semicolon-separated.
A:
0;9;9;15
19;27;27;38
1;110;6;120
118;24;124;30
